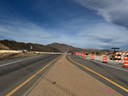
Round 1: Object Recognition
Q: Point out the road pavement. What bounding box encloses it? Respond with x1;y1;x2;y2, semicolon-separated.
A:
1;54;127;96
0;54;60;96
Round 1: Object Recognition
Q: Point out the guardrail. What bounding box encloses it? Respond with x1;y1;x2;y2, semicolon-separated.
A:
0;50;64;54
0;50;22;53
30;51;64;54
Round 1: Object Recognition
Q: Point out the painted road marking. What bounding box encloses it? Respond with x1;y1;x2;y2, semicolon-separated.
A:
23;67;51;96
68;56;128;93
0;55;42;68
92;60;128;72
5;55;61;96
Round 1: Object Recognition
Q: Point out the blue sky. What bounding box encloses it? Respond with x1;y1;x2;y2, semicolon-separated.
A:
0;0;128;49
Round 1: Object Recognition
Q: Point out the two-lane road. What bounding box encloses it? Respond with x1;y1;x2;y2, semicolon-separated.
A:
0;54;60;96
68;55;128;96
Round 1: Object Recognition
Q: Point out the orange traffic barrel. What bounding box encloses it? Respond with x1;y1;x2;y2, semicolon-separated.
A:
90;54;94;60
81;53;84;57
123;57;128;68
83;54;86;59
102;55;107;63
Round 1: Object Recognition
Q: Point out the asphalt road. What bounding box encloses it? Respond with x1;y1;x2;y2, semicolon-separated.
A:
68;55;128;96
0;54;60;96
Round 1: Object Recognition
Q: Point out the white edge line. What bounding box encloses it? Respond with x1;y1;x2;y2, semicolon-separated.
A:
0;55;42;68
78;56;128;72
93;61;128;72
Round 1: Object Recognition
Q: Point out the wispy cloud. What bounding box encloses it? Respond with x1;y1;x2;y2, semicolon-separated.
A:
0;19;54;44
75;22;128;49
74;0;128;28
1;14;127;49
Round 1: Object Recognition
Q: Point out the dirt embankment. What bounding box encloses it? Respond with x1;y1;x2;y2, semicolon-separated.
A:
0;43;10;50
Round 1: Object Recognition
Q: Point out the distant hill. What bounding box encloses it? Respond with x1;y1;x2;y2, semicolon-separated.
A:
48;42;108;54
0;40;61;52
48;43;75;52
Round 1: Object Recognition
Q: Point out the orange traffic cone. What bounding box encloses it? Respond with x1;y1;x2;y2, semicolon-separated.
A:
90;54;94;60
123;57;128;68
102;56;107;63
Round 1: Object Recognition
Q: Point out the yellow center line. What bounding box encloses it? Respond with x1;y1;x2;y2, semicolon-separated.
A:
68;56;128;93
6;55;61;96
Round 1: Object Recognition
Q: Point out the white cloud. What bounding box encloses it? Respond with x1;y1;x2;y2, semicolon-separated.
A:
1;15;128;49
0;20;54;44
0;19;80;46
74;0;128;27
75;22;128;49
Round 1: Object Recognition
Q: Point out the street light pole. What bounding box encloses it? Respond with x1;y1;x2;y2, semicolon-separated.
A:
111;48;120;52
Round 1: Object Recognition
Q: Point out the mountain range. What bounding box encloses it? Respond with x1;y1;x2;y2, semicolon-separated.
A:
0;40;107;53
